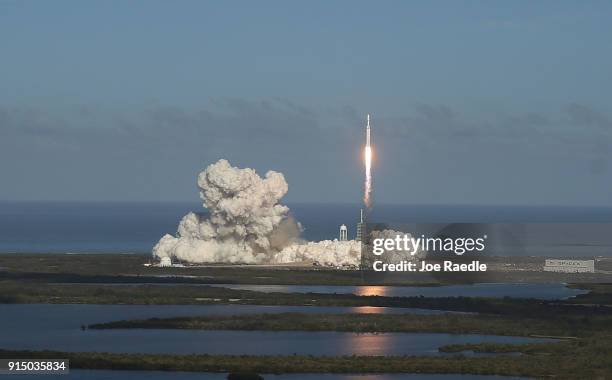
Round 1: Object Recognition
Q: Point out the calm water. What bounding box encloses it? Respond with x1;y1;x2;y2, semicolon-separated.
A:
16;370;528;380
0;304;449;322
0;304;552;356
210;283;587;300
0;201;611;254
19;330;548;356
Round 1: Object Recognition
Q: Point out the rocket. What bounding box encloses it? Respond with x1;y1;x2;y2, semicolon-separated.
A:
366;113;371;147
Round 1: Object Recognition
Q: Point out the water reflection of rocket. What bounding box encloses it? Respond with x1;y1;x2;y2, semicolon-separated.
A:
366;113;371;147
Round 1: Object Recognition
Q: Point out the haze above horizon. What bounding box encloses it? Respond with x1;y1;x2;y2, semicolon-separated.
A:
1;1;611;206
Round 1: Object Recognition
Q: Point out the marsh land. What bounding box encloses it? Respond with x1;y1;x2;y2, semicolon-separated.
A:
0;253;611;378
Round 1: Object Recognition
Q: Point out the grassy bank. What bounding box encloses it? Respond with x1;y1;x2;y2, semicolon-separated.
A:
1;345;610;379
1;281;610;318
0;280;607;316
2;253;609;286
1;253;611;378
0;253;438;286
87;312;602;338
438;342;569;354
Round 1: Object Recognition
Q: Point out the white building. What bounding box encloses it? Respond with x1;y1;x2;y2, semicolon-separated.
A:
543;259;595;273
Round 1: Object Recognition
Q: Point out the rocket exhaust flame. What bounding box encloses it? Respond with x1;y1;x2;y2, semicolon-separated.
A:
364;114;373;210
364;146;372;208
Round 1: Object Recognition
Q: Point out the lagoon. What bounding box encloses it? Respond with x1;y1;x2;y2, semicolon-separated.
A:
209;282;586;300
0;304;552;356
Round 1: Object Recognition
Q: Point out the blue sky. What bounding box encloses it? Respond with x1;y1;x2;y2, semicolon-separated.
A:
1;1;611;205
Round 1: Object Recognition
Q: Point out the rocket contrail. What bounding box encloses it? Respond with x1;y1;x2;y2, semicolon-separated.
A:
364;114;373;210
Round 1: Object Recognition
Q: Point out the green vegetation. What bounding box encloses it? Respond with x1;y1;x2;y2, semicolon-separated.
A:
1;253;612;378
0;253;439;286
1;345;611;379
3;253;608;287
1;280;609;319
88;312;599;338
566;283;612;305
80;295;612;378
438;342;565;354
434;334;612;377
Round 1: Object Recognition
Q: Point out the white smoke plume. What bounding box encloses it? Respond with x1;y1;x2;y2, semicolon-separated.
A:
274;240;362;267
153;159;361;266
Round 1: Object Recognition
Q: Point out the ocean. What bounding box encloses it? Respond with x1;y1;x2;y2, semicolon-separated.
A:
0;201;611;255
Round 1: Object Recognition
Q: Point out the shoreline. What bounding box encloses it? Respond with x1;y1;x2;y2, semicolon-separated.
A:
1;253;610;286
86;312;577;337
0;347;602;378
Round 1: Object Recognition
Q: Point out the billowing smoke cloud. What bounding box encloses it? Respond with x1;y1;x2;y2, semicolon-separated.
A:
275;240;362;267
153;159;361;266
